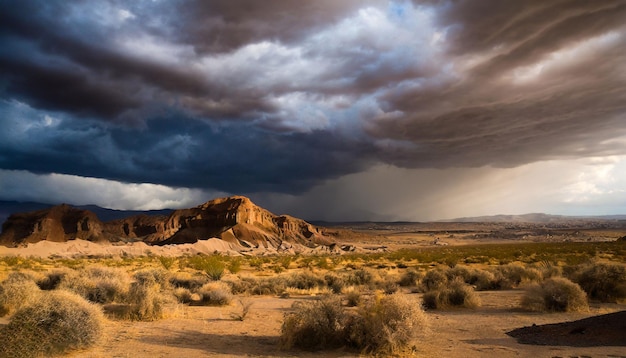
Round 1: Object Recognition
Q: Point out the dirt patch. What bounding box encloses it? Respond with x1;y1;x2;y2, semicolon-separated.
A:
507;311;626;347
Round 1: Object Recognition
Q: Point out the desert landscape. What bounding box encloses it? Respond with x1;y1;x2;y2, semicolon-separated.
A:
0;196;625;357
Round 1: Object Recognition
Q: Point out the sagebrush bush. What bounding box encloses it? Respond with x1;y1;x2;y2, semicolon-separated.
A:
285;272;326;290
493;263;542;289
198;281;233;306
469;269;497;291
173;287;194;304
398;269;422;287
347;269;374;286
422;279;481;309
58;266;130;304
281;296;346;350
346;293;429;356
134;268;170;288
446;265;472;282
572;263;626;303
344;287;362;307
280;294;429;355
0;272;41;316
521;277;588;312
37;268;72;290
0;290;104;357
421;269;448;291
169;272;208;290
324;273;345;294
124;276;164;321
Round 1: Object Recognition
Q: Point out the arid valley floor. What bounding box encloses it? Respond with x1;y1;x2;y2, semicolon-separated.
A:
1;219;625;357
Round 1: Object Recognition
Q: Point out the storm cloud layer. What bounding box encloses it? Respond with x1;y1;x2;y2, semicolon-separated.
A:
1;0;625;218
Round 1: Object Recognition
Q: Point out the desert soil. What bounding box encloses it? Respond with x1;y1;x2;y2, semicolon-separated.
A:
48;290;625;358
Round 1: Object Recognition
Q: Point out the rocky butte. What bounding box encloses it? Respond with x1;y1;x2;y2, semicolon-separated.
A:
0;196;336;253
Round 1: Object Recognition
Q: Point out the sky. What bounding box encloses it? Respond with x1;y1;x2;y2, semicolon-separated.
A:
0;0;625;221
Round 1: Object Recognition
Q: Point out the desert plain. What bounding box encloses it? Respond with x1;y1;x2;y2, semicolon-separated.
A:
1;215;625;357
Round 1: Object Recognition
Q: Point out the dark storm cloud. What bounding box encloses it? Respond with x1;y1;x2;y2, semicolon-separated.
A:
0;0;625;196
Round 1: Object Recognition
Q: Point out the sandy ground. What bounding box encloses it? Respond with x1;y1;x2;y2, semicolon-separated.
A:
50;290;625;358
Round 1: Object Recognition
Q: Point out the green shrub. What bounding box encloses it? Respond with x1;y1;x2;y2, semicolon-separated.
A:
227;258;243;274
186;255;226;280
345;293;429;356
422;279;481;309
521;277;588;312
572;263;626;302
157;256;176;270
0;272;41;316
0;290;104;357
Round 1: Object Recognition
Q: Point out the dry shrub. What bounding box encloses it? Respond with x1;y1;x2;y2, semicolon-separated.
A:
230;297;253;321
398;269;422;287
37;268;73;290
173;287;193;304
0;272;41;316
324;273;345;294
280;296;347;351
280;294;429;356
133;268;171;288
346;293;429;356
469;269;497;291
0;290;104;357
169;272;208;290
446;265;472;282
123;276;164;321
572;263;626;303
346;269;374;286
344;287;362;307
521;277;588;312
58;265;130;304
198;281;233;306
421;269;448;291
285;271;326;290
493;263;542;289
422;279;481;310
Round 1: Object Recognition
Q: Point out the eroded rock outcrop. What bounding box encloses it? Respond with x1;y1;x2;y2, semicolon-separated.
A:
0;196;335;252
0;204;112;246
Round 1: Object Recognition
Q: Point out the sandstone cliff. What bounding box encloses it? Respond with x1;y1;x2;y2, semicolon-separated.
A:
0;196;334;251
0;204;112;246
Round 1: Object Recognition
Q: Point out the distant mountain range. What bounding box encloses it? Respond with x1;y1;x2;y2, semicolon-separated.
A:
439;213;626;223
0;200;172;225
1;200;625;228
